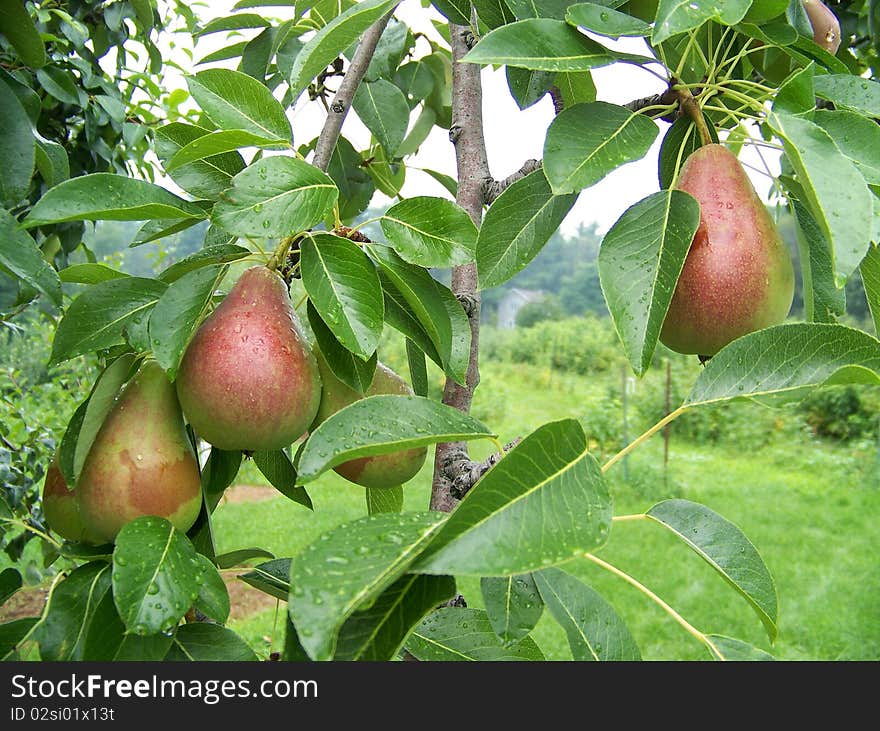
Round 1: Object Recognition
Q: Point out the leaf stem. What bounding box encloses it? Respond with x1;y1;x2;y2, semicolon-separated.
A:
583;552;708;647
602;405;688;473
673;84;713;146
612;513;647;523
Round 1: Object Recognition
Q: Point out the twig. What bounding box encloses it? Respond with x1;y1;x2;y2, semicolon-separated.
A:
311;10;395;172
482;160;542;205
443;438;522;499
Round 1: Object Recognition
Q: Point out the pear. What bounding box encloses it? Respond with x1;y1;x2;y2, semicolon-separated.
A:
176;266;322;451
804;0;841;55
41;455;103;545
660;144;795;357
76;360;202;543
311;354;427;489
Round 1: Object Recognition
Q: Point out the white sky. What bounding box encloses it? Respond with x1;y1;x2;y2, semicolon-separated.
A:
155;0;781;236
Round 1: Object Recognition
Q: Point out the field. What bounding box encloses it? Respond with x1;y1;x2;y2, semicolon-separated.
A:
211;358;880;662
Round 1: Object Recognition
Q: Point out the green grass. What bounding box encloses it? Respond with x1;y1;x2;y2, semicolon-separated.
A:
219;360;880;661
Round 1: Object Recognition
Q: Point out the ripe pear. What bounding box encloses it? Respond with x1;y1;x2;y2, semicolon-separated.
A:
660;144;794;357
76;360;202;543
41;456;103;545
311;354;427;489
804;0;841;54
176;266;322;451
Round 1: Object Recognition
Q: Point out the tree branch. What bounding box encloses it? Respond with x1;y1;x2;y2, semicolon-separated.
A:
482;159;542;205
429;23;490;513
441;438;522;500
311;11;394;172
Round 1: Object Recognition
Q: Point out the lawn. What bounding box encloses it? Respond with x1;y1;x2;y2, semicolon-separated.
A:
215;360;880;661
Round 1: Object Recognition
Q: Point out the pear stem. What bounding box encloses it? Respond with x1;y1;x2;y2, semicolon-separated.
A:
673;83;713;146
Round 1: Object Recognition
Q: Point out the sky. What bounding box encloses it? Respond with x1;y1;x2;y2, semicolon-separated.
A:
157;0;782;236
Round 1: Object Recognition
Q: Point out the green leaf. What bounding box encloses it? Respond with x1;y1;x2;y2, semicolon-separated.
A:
155;122;246;200
58;399;88;487
813;110;880;186
506;66;556;110
706;634;775;661
430;0;470;24
394;59;436;108
364;140;406;197
307;302;377;393
436;283;472;386
544;102;659;194
50;277;167;363
112;517;202;635
474;0;517;28
165;623;259;661
298;395;493;482
0;80;35;206
0;0;46;67
150;265;227;378
481;574;544;645
290;0;400;98
196;13;271;36
186;68;292;141
72;354;137;485
773;62;815;116
861;244;880;337
0;568;22;606
25;174;204;227
381;197;478;268
813;75;880;119
215;548;275;569
413;419;612;576
34;133;70;188
335;574;456;661
686;323;880;406
533;567;641;660
792;200;845;323
463;18;618;71
364;17;411;81
353;79;410;157
0;619;38;660
422;168;458;198
598;190;701;376
769;112;874;283
300;232;384;358
653;0;752;44
327;136;375;221
166;130;289;172
193;554;230;624
397;106;436;156
157;245;251;283
477;169;578;289
647;499;778;642
406;338;428;396
566;3;652;38
0;209;61;306
212;157;338;237
555;70;597;107
406;607;545;660
201;447;242;511
36;66;81;105
59;263;128;285
381;278;445;370
251;449;313;509
366;485;404;515
238;558;290;601
82;591;175;660
369;244;455;375
289;511;447;660
505;0;573;20
131;216;208;249
33;562;112;661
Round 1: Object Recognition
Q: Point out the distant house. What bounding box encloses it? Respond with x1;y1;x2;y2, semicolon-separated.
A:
497;288;545;329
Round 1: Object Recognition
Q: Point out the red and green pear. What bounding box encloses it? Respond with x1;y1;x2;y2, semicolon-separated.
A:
76;360;202;543
312;354;427;489
41;456;103;545
804;0;842;54
176;266;322;451
660;144;795;357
